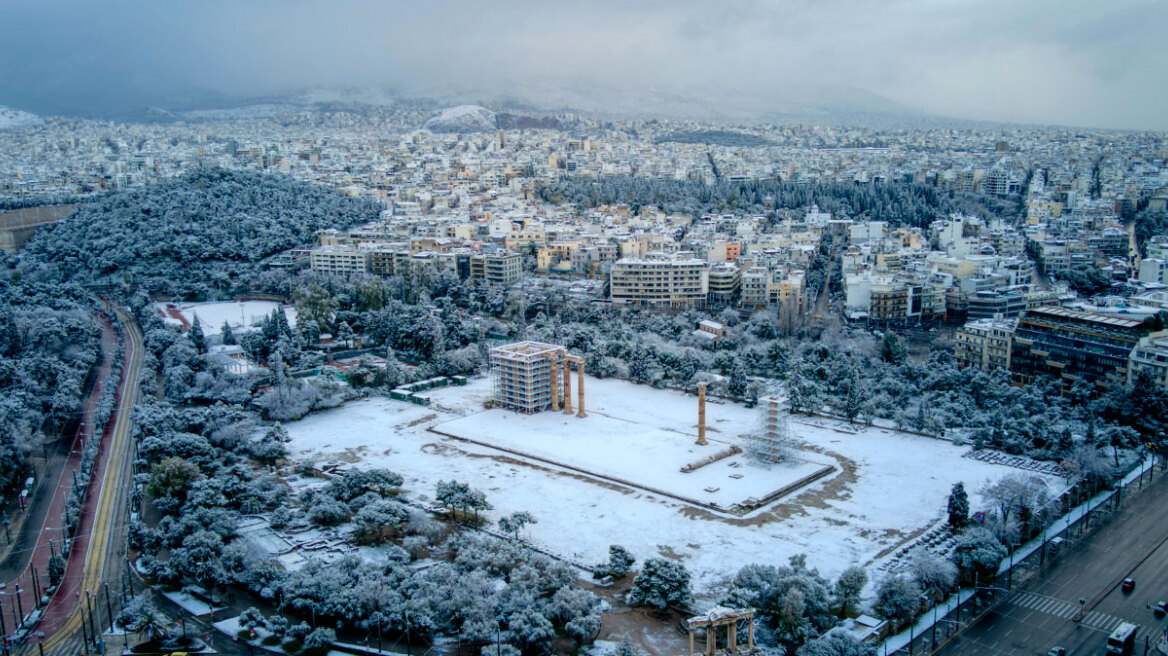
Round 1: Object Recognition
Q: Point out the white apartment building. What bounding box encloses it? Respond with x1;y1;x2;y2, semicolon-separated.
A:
610;253;708;308
309;246;369;276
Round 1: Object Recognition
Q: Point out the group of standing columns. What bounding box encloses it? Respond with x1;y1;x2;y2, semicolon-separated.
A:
548;352;586;418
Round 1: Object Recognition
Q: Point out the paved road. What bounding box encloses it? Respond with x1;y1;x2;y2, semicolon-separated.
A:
938;471;1168;656
28;306;142;656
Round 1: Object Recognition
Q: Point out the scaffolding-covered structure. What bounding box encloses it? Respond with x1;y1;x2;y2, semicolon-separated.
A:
746;395;791;463
490;341;565;414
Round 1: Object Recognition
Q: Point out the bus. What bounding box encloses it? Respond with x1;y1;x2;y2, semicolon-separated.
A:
1107;622;1137;655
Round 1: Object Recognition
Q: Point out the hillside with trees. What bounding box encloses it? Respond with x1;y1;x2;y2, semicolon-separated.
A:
23;169;381;295
0;253;102;494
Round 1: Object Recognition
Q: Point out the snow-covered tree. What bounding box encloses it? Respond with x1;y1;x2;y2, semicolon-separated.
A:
873;575;920;627
188;315;206;354
497;511;536;539
595;544;637;579
909;552;958;603
950;527;1007;584
796;633;876;656
833;566;867;618
627;558;691;609
221;320;237;346
947;482;969;530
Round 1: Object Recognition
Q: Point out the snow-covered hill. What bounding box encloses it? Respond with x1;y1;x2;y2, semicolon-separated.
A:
0;106;43;130
422;105;497;133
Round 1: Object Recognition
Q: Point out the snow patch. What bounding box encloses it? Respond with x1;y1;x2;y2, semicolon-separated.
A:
422;105;497;133
0;106;42;130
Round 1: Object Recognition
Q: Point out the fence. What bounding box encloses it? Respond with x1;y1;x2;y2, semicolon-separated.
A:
880;455;1162;656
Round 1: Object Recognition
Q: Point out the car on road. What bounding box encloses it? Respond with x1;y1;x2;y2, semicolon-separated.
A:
1121;577;1136;593
1154;600;1167;617
1048;647;1066;656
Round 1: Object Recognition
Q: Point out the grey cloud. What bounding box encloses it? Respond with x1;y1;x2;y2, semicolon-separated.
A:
0;0;1164;129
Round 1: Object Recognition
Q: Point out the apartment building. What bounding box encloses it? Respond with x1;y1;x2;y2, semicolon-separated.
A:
610;253;709;309
470;251;523;285
1011;306;1147;388
954;317;1017;372
309;246;369;276
1128;330;1168;387
707;264;741;307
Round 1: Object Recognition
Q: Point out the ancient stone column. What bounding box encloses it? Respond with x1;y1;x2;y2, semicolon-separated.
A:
549;352;560;411
576;359;587;418
697;382;708;445
562;360;572;414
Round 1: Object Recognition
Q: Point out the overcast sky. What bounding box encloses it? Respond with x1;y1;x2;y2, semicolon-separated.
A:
2;0;1165;130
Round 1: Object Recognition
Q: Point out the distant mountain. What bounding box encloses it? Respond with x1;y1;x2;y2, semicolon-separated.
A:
408;79;937;128
0;105;42;130
21;80;951;130
422;105;498;133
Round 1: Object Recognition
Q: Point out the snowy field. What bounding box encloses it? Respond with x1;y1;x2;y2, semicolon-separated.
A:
433;405;831;511
284;375;1064;597
154;300;298;336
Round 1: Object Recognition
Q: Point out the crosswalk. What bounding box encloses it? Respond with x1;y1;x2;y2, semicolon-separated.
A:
1008;591;1078;618
1007;590;1149;635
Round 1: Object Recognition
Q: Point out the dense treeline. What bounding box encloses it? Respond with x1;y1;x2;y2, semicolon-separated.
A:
23;168;381;295
1133;207;1168;254
536;177;1021;227
0;253;101;494
653;130;774;147
124;296;602;655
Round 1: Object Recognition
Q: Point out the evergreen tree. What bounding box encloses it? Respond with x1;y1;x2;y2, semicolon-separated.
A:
627;558;692;609
879;332;907;365
221;320;237;346
188;315;206;354
947;482;970;530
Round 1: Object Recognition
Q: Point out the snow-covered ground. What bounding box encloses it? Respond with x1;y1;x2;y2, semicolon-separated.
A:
154;300;297;336
283;376;1065;597
433;404;830;511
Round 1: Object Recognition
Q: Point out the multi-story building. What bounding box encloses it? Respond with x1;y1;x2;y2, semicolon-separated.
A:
967;290;1028;320
309;246;369;276
1128;330;1168;387
470;251;523;285
954;317;1017;372
707;264;741;307
869;284;908;323
1011;306;1147;388
740;267;770;309
609;253;708;309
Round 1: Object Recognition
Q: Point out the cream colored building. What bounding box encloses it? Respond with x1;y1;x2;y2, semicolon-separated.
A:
954;317;1017;372
309;245;369;276
610;253;709;308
